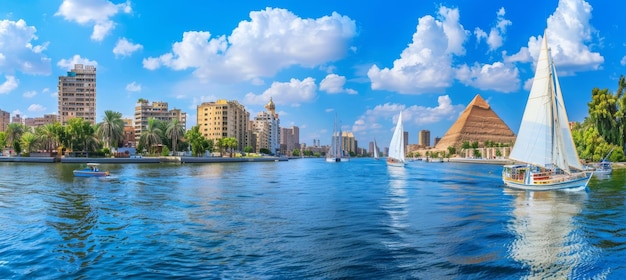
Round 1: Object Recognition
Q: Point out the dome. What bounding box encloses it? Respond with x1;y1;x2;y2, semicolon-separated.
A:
265;97;275;111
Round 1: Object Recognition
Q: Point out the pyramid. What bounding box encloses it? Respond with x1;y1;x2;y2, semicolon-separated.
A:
434;94;516;150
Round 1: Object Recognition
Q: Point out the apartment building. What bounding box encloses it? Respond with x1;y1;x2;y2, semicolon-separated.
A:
58;64;97;124
280;126;299;156
252;98;280;155
134;99;187;143
197;99;250;151
0;109;9;132
419;129;431;147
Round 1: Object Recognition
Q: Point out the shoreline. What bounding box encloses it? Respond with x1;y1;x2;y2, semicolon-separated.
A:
0;156;288;164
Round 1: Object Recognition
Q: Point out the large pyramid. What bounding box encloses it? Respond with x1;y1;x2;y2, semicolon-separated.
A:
434;94;516;150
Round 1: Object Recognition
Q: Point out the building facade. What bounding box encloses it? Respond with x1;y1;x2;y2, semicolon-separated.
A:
24;114;58;128
0;109;9;132
134;99;187;143
197;99;250;152
58;64;97;124
12;114;23;125
252;98;280;155
280;126;300;156
341;131;357;155
419;130;431;147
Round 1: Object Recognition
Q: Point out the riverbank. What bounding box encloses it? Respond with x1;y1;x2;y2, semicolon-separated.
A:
0;156;288;164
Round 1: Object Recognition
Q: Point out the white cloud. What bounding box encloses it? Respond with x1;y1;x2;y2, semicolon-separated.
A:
352;95;464;133
621;56;626;66
0;75;18;94
475;7;511;51
125;81;141;92
367;6;469;94
0;19;51;75
23;90;37;98
28;104;46;112
57;55;98;70
456;62;520;92
320;74;357;94
143;8;356;82
113;37;143;58
55;0;132;41
243;77;317;107
507;0;603;74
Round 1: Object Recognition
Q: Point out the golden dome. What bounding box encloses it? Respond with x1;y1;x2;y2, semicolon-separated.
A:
265;97;275;111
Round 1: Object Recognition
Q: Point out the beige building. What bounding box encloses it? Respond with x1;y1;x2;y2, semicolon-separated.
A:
0;109;9;132
122;118;135;147
280;126;300;156
24;114;58;128
58;64;97;124
197;99;250;151
12;114;23;125
419;130;431;147
341;131;357;154
134;99;187;143
252;98;280;154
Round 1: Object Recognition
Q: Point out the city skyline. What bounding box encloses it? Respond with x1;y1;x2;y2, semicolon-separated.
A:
1;0;625;147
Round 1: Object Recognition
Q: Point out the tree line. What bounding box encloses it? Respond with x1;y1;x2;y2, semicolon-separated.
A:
0;110;250;158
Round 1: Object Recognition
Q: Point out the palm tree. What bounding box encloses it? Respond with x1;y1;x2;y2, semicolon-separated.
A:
6;123;25;146
35;123;60;153
20;132;37;155
165;119;185;153
97;110;124;150
139;118;162;155
223;137;238;157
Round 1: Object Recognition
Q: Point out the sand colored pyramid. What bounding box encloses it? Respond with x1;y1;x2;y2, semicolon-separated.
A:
434;94;516;150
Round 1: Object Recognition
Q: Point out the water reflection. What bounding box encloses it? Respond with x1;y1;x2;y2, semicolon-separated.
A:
506;189;588;279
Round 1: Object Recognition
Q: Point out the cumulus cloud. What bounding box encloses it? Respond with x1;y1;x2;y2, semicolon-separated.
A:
319;74;357;94
243;77;317;107
125;81;141;92
28;104;46;112
621;56;626;66
113;37;143;57
55;0;132;41
23;90;37;98
57;55;98;70
456;62;520;92
0;75;18;94
352;95;464;133
506;0;603;74
474;7;511;51
143;8;356;82
0;19;51;75
367;6;469;94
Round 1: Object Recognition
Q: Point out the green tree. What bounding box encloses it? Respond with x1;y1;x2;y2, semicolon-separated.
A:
161;145;170;156
223;137;238;157
184;126;208;157
97;110;124;149
447;146;456;156
67;118;99;153
139;118;163;155
0;131;6;150
166;119;185;153
292;149;300;157
6;123;26;153
20;132;37;155
244;145;253;156
35;123;61;153
215;138;224;157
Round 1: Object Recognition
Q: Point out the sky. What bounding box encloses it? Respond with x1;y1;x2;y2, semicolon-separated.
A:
1;0;625;150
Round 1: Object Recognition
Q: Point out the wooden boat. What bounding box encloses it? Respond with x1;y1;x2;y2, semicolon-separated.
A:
502;31;592;190
73;163;110;177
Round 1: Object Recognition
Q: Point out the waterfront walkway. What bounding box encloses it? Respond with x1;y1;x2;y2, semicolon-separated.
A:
0;156;288;164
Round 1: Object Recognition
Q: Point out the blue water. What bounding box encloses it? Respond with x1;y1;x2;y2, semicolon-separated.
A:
0;159;625;279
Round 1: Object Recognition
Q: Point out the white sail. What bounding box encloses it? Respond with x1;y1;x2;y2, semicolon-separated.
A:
388;111;405;164
374;139;380;159
508;32;582;173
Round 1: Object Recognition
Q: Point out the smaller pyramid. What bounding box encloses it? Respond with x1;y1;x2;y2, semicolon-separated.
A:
434;94;516;150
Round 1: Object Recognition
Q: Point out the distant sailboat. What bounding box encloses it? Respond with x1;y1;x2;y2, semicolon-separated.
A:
326;114;349;162
502;31;592;190
373;139;380;160
387;111;405;166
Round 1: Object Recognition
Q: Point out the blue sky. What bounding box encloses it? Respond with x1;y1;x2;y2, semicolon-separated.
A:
1;0;625;149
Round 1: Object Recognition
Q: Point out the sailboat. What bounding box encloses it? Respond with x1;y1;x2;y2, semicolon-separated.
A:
373;139;380;160
326;114;349;162
502;31;592;190
387;111;405;166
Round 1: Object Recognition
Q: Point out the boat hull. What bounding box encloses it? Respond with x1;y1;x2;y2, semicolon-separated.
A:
73;170;110;177
503;172;592;191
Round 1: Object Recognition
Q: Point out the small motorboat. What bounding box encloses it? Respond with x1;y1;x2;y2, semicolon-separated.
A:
73;163;110;177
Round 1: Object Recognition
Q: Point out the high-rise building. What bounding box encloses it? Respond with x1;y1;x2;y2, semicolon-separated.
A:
134;99;187;143
252;98;280;154
403;131;409;149
419;130;431;147
197;99;249;151
58;64;97;124
12;114;23;125
341;131;357;154
280;126;299;156
0;109;9;132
